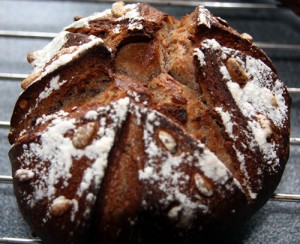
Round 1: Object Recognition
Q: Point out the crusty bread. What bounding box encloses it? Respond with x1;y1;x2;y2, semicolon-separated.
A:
8;2;291;243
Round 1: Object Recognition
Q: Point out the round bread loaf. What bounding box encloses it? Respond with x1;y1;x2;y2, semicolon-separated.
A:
8;2;291;243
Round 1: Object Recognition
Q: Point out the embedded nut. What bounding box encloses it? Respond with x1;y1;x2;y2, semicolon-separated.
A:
240;33;253;43
15;169;34;182
194;173;213;197
72;122;97;149
256;114;272;138
149;81;158;89
272;96;279;107
168;205;182;219
171;94;187;105
216;17;228;25
17;133;28;143
158;130;177;153
27;52;36;64
19;99;28;109
56;46;79;57
21;72;41;89
50;196;73;217
73;15;84;21
225;58;249;85
112;1;126;17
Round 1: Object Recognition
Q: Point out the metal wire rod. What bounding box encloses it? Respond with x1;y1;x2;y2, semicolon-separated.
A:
1;174;300;202
0;76;300;94
255;42;300;50
3;29;300;51
0;237;41;244
0;73;27;80
71;0;279;9
1;195;299;242
1;73;300;96
290;137;300;145
2;75;300;91
271;193;300;202
0;121;10;129
1;120;300;144
0;175;12;184
157;1;278;9
1;30;300;52
288;88;300;94
0;30;56;39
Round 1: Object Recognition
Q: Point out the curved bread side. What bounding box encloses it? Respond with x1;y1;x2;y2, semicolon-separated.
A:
9;3;290;243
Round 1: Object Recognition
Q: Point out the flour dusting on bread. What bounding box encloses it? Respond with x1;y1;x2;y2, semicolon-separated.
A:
9;3;290;243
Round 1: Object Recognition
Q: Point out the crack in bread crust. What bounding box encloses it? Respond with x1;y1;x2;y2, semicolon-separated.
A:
9;3;290;244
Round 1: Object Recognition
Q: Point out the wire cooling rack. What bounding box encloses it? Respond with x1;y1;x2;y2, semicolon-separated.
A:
0;0;299;243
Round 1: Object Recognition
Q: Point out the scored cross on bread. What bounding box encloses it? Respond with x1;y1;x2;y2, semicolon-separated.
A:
8;2;290;243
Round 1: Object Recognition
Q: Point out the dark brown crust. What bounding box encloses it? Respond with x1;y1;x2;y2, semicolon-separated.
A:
8;3;291;244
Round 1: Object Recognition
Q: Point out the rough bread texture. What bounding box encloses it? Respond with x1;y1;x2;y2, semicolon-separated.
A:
8;3;291;243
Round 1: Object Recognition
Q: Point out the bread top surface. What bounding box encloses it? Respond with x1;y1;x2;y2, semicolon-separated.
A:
9;2;290;243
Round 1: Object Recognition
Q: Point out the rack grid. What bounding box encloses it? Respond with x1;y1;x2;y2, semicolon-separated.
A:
0;0;299;243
